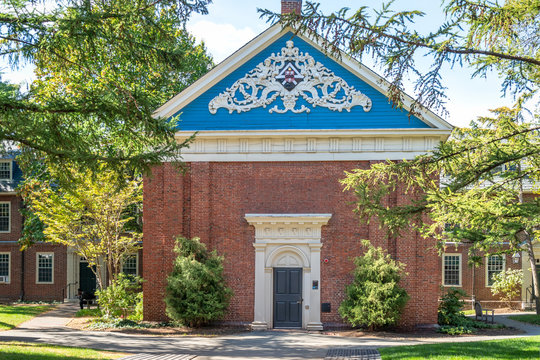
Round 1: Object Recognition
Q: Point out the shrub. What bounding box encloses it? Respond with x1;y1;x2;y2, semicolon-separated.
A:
96;273;143;319
165;236;232;327
438;325;474;335
438;288;467;326
338;240;409;330
491;269;523;308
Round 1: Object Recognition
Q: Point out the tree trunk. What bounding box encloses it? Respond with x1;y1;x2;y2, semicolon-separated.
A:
525;238;540;315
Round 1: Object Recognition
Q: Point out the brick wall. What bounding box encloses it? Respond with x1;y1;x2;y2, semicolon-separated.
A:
143;161;440;327
281;0;302;14
440;244;523;309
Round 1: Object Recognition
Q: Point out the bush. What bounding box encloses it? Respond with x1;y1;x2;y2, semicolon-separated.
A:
96;273;143;320
438;325;474;335
338;240;409;330
438;288;467;326
165;236;232;327
491;269;523;308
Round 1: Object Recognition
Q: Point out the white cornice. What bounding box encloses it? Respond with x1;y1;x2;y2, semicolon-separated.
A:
245;213;332;225
175;129;449;162
155;23;454;131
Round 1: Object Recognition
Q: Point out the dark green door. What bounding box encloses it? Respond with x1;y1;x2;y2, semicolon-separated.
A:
79;261;96;293
273;268;302;328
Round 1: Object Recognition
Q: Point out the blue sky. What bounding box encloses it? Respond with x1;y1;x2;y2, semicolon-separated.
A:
186;0;514;128
1;0;513;128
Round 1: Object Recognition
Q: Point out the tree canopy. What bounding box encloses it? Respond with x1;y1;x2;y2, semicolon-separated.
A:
0;0;213;174
263;1;540;311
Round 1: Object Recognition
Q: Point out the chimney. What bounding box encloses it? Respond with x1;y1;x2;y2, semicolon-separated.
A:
281;0;302;15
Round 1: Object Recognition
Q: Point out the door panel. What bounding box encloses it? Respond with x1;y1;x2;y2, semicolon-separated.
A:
273;267;302;328
79;262;96;294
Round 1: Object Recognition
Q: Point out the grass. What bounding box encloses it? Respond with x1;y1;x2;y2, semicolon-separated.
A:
0;304;55;330
0;341;127;360
75;309;101;318
507;314;540;325
379;336;540;360
462;309;476;315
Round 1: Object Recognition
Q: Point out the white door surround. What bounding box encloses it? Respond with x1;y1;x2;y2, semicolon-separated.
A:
245;213;332;330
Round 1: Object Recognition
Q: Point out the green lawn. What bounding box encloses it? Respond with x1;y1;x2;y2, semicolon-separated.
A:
379;336;540;360
507;314;540;325
0;305;55;330
0;342;127;360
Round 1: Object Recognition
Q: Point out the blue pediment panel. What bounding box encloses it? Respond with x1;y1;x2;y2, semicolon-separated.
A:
172;32;432;130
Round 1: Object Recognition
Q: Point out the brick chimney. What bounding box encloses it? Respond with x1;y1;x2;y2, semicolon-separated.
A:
281;0;302;15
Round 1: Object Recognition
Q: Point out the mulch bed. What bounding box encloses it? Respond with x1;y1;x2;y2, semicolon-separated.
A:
67;317;250;336
323;326;525;339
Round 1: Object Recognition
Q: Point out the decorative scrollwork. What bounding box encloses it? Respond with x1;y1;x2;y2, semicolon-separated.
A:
208;40;372;114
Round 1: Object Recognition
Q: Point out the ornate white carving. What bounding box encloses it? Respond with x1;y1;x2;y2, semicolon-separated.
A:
208;41;372;115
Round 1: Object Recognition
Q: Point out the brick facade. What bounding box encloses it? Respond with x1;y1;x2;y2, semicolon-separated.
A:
281;0;302;15
142;161;441;327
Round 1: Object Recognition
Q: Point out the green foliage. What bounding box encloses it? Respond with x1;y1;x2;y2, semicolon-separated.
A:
438;325;474;335
96;273;143;320
338;240;409;329
491;269;524;308
21;164;142;288
0;1;213;173
165;236;232;327
438;288;467;326
75;308;102;318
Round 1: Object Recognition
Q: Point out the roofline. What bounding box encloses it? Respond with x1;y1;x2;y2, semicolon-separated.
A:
155;23;454;131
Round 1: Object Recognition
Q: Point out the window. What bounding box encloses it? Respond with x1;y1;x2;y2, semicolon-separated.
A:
122;254;138;277
443;254;461;286
36;253;54;284
0;202;10;233
486;255;505;287
0;161;11;180
0;252;10;283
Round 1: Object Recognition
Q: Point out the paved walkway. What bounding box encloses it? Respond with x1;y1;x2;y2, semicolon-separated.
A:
1;303;539;360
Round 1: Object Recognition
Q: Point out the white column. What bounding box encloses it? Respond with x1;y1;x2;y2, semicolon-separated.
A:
307;243;323;330
251;243;268;330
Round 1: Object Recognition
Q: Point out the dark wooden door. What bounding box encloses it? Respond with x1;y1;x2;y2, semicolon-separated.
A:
273;267;302;328
79;261;96;294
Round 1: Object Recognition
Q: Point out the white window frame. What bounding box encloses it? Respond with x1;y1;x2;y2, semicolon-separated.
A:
0;201;11;233
485;255;506;287
442;253;462;287
0;252;11;284
121;253;139;277
36;252;54;284
0;160;12;181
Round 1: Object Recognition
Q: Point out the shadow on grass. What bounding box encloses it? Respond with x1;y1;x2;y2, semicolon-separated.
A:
0;343;119;360
380;338;540;360
0;306;53;317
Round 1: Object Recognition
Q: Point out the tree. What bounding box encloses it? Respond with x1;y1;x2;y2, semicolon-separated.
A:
338;240;409;329
491;269;524;308
165;236;232;327
263;1;540;313
0;0;213;174
20;163;142;289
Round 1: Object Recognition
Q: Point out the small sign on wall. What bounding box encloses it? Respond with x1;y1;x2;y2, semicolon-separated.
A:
322;303;331;313
312;280;318;290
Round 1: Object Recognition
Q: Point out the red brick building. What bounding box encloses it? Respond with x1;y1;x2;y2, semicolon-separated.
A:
0;157;142;302
142;0;456;329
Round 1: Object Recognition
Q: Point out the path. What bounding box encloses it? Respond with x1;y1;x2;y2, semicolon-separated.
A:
1;303;539;359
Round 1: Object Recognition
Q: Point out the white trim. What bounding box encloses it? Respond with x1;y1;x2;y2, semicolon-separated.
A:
155;24;454;131
246;213;330;330
36;252;54;284
0;252;11;284
121;253;139;277
175;130;449;162
0;201;11;233
485;255;506;287
442;253;462;287
0;160;13;181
